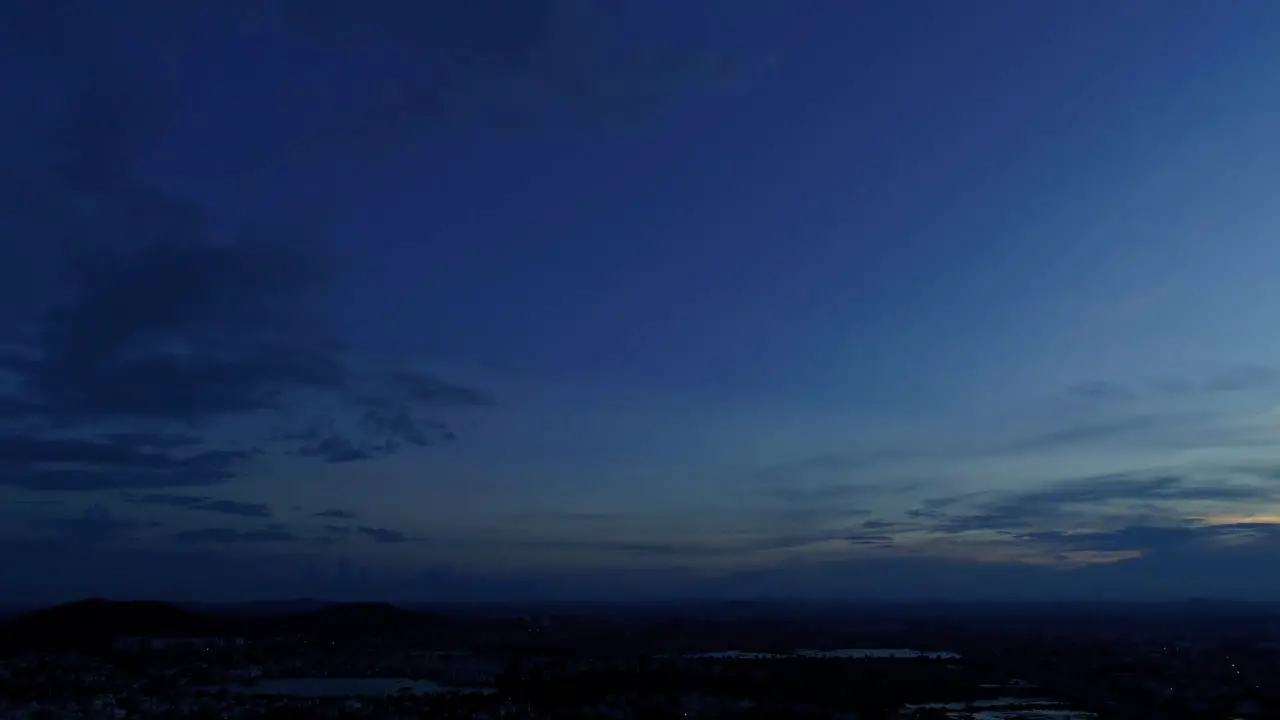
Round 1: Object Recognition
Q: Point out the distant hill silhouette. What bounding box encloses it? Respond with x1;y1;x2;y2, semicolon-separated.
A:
2;599;218;648
183;598;332;615
0;599;446;652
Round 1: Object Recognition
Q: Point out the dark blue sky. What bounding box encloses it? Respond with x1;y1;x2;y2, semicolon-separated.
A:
5;0;1280;603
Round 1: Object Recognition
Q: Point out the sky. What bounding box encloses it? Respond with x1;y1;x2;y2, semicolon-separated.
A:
5;0;1280;603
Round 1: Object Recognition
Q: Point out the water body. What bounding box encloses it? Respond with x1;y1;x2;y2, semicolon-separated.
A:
211;677;451;697
686;648;962;659
902;697;1095;719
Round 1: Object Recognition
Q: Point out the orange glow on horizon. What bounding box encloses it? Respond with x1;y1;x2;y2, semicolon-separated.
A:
1203;513;1280;525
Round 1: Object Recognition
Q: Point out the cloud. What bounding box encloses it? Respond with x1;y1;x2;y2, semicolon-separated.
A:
1065;364;1279;404
985;471;1271;515
313;508;357;519
859;519;900;531
122;493;272;518
1203;364;1277;392
0;68;491;492
98;432;204;450
293;434;379;464
170;527;300;545
508;525;885;562
911;468;1280;541
3;238;340;426
0;434;253;491
281;379;481;463
1016;524;1256;553
753;482;882;532
357;526;408;544
1009;414;1162;451
843;534;895;546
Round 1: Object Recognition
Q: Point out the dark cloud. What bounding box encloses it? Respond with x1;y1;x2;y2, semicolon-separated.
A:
0;435;253;491
96;432;203;449
283;392;477;463
929;512;1036;535
323;525;351;534
294;434;380;464
0;66;491;492
3;238;340;426
170;527;299;545
313;508;357;519
1017;525;1226;553
515;527;879;560
587;541;696;558
920;494;975;511
859;519;904;531
743;530;877;553
122;493;272;518
13;498;62;507
843;534;895;546
357;526;408;544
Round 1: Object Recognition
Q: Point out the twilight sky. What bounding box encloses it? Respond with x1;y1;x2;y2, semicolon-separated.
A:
5;0;1280;603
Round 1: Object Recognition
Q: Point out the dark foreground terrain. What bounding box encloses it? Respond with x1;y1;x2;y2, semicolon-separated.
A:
1;598;1278;719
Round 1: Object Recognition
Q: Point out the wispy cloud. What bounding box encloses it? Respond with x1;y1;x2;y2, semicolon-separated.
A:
170;527;299;545
0;435;253;491
357;526;409;544
1016;522;1280;553
1066;363;1279;404
858;464;1280;571
1008;414;1163;451
313;508;357;520
123;493;272;518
